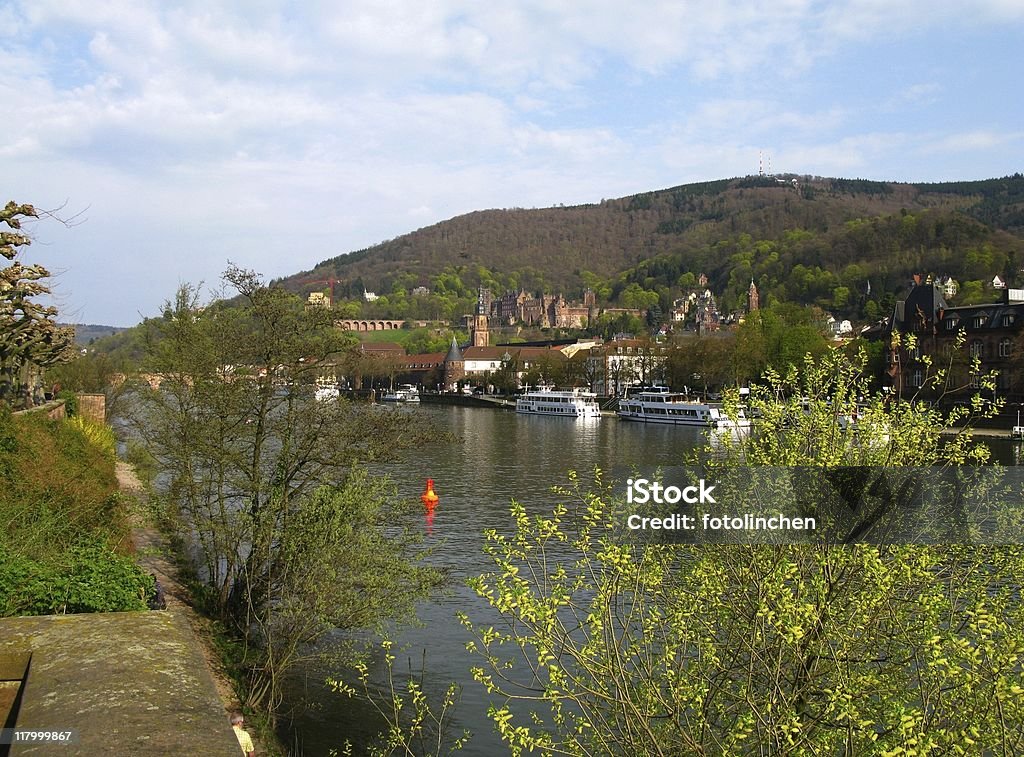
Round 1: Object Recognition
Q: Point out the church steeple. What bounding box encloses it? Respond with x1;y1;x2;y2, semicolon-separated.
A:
472;286;490;347
748;279;760;312
443;337;464;391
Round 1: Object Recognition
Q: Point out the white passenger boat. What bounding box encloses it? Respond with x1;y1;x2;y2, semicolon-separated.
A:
516;386;602;418
382;384;421;403
314;384;340;402
617;387;751;429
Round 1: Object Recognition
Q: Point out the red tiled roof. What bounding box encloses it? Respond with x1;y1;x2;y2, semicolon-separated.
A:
462;345;566;360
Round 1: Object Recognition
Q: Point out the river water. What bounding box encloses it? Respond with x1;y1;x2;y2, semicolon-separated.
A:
283;404;710;755
269;404;1024;755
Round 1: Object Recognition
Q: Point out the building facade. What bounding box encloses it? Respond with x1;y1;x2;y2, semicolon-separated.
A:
883;277;1024;400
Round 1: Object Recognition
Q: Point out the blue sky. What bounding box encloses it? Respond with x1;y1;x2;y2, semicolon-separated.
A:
3;0;1023;326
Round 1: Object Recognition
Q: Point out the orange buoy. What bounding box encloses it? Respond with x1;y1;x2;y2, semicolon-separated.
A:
421;478;439;508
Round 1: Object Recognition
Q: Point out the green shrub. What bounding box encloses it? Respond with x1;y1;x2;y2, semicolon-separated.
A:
1;411;122;555
57;389;79;417
0;540;155;616
67;415;117;460
0;404;146;618
0;406;17;478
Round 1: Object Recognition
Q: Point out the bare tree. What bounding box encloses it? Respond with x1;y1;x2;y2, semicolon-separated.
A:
0;202;75;406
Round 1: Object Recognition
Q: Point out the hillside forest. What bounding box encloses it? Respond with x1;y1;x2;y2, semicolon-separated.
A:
277;175;1024;327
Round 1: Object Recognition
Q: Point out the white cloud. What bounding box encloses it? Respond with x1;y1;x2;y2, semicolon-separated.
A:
779;133;911;177
920;129;1024;154
2;0;1023;324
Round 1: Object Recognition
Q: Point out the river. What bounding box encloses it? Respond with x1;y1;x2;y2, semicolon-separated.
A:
282;404;711;755
280;404;1024;754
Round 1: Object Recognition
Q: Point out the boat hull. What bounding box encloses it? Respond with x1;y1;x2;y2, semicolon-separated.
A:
617;411;749;428
515;387;602;418
516;404;601;418
382;385;421;403
617;389;751;430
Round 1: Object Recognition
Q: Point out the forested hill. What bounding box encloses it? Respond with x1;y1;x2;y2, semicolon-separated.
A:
278;174;1024;319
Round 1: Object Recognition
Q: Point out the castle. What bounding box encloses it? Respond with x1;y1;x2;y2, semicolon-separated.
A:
490;288;598;329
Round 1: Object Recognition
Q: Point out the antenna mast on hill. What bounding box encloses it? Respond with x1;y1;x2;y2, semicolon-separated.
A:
759;151;764;177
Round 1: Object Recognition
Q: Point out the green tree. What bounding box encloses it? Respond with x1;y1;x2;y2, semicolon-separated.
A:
620;282;660;310
461;351;1023;755
956;280;986;305
521;353;566;388
734;305;830;376
664;335;734;392
404;328;452;356
134;268;441;719
47;351;126;394
491;352;520;394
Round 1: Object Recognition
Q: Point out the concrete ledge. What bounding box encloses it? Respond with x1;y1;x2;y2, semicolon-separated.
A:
0;612;240;756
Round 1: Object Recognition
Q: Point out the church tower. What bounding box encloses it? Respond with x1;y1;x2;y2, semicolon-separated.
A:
748;279;760;312
443;337;464;390
472;287;490;347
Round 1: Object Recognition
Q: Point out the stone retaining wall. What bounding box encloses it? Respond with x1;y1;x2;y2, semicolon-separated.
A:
11;400;65;421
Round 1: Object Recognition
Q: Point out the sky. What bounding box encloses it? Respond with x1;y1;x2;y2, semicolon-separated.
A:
3;1;1023;327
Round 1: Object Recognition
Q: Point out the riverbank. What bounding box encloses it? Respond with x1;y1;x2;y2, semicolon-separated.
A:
120;461;266;755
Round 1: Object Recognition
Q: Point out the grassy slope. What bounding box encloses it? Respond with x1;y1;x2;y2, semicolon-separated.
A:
0;407;153;615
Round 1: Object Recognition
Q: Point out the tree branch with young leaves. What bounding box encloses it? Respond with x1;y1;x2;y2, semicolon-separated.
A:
133;266;444;721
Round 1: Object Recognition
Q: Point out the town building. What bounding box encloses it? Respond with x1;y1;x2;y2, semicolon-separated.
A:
880;275;948;394
442;337;464;389
306;292;329;308
826;315;854;338
934;289;1024;397
471;287;490;347
936;275;959;299
881;274;1024;400
585;337;668;396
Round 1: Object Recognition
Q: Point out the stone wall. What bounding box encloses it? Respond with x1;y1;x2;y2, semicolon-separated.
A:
12;400;65;421
76;393;106;424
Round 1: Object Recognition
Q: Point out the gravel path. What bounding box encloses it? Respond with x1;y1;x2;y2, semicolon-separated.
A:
118;461;262;752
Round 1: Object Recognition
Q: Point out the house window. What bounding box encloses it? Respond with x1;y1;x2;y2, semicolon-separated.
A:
999;338;1012;358
973;316;986;328
910;368;923;388
945;319;958;331
970;341;984;359
1003;314;1015;327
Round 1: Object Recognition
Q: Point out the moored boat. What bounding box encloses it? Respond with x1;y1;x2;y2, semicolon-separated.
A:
314;380;340;402
516;386;602;418
382;384;421;403
617;387;750;429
